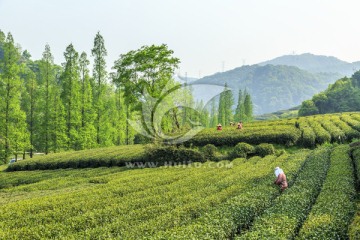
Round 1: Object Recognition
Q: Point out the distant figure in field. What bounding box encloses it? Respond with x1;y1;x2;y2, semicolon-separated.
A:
237;122;243;129
274;166;288;191
217;123;222;131
230;122;235;127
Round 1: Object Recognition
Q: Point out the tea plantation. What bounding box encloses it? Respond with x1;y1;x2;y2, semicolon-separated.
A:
2;112;360;239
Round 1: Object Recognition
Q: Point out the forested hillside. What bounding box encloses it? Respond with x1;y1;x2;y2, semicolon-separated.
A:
299;71;360;116
192;64;338;114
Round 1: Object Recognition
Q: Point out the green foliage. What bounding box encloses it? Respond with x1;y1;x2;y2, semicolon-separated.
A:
78;52;96;149
238;147;331;239
218;83;234;125
91;31;109;146
298;100;319;116
297;145;355;239
153;150;309;239
319;116;346;143
349;146;360;239
307;117;331;144
230;142;255;158
0;32;29;162
255;143;275;157
60;43;82;150
299;73;360;116
301;127;316;147
201;144;218;161
189;113;360;149
209;98;218;128
187;125;301;147
38;44;55;154
145;145;205;165
6;145;146;171
233;89;253;122
21;66;38;157
0;151;306;239
194;64;340;115
112;44;180;143
243;91;253;122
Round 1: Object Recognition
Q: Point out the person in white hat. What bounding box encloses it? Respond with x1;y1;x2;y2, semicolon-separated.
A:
274;166;288;191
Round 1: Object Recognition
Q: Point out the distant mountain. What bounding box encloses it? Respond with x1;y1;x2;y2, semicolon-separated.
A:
259;53;360;76
191;64;341;115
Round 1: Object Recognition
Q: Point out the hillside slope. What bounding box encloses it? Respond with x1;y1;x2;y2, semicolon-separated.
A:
192;64;339;114
299;71;360;116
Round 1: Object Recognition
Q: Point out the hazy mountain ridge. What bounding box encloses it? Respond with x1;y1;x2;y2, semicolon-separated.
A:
259;53;360;76
192;63;341;114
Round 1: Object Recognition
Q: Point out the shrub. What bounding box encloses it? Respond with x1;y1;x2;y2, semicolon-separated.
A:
185;126;301;147
238;147;331;239
300;126;316;148
275;149;287;157
144;145;205;165
6;145;146;171
255;143;275;157
230;142;255;159
133;133;152;144
307;120;332;145
201;144;218;161
297;145;355;239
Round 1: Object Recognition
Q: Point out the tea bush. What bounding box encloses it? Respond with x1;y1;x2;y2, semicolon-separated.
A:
238;147;331;239
297;145;355;239
255;143;275;157
201;144;218;161
230;142;255;158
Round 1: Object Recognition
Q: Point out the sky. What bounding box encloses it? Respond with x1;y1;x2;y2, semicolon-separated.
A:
0;0;359;78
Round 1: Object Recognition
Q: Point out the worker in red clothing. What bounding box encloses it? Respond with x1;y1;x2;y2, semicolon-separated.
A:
217;123;222;130
274;166;288;191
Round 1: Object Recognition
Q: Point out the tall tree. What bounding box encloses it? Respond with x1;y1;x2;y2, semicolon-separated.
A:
50;79;68;152
218;83;234;125
244;91;253;122
234;89;246;122
218;93;225;125
224;83;234;123
79;52;96;149
39;44;55;154
209;98;217;127
21;66;38;158
0;33;28;162
60;44;81;150
0;30;5;60
112;44;180;143
113;85;127;145
91;32;107;145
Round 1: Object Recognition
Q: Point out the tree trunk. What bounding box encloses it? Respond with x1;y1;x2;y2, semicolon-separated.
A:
126;104;129;145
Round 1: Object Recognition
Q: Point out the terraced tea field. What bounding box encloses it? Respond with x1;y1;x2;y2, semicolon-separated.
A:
0;144;359;239
187;112;360;147
2;112;360;239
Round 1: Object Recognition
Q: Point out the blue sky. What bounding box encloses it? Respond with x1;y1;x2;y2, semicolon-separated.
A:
0;0;359;77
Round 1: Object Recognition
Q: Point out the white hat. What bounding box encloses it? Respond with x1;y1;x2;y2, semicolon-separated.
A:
274;167;283;177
